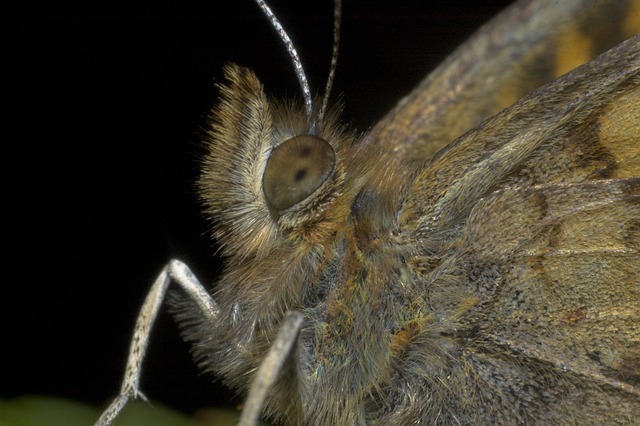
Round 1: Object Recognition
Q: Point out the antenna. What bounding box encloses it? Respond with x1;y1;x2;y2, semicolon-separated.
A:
254;0;313;119
319;0;341;126
254;0;342;132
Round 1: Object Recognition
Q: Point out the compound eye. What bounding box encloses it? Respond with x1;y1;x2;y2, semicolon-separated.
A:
263;135;336;210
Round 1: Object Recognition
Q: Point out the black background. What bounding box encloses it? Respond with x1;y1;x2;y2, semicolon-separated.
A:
5;0;516;417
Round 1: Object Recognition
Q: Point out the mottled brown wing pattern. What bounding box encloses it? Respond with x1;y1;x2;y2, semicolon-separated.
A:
472;180;640;385
368;0;640;166
424;178;640;423
402;36;640;234
364;31;640;425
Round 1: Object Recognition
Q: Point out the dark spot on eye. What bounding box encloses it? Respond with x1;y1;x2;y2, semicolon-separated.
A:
295;168;307;181
299;146;312;157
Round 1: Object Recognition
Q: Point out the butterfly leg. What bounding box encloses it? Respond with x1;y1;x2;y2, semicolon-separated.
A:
95;259;219;426
239;310;303;426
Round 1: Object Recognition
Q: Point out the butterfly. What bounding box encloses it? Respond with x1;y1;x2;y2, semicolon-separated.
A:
97;0;639;424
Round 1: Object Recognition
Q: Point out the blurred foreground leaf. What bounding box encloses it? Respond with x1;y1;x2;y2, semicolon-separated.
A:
0;396;256;426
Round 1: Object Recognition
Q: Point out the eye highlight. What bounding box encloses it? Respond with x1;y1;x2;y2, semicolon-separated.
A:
263;135;336;210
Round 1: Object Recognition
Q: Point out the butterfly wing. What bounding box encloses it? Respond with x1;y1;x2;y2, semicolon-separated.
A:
390;35;639;423
403;36;639;230
463;178;639;381
366;0;640;166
